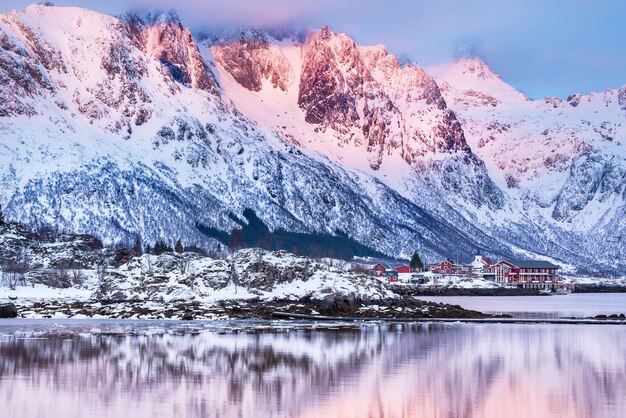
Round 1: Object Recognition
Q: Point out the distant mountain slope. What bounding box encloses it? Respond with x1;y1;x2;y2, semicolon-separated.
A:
0;4;624;273
430;56;626;270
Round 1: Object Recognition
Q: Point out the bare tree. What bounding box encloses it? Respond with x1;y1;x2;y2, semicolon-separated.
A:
176;253;192;275
141;254;153;276
1;256;29;290
95;251;108;290
71;269;86;287
1;244;30;289
252;250;263;273
230;263;240;294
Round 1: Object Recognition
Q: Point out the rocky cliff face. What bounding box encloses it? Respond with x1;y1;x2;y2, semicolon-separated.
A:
211;29;292;92
211;26;503;210
0;13;60;116
297;27;404;171
295;27;474;166
122;11;217;94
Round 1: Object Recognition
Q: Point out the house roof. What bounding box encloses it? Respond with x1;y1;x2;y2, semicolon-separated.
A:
472;257;492;266
505;260;560;269
373;262;395;270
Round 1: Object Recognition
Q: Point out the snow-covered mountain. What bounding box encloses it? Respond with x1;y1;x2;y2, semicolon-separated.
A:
429;54;626;270
0;4;624;273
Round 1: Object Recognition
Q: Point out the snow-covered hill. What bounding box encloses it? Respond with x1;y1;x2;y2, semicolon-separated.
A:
0;4;624;273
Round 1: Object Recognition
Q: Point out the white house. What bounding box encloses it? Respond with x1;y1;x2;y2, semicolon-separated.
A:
469;249;494;277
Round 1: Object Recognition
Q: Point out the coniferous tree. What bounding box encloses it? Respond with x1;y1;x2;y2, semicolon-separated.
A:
153;240;173;255
228;229;245;251
175;239;184;253
145;244;152;255
0;204;4;225
133;238;142;256
409;251;424;270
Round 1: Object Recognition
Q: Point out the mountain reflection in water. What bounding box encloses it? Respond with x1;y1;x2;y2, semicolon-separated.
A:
0;321;624;418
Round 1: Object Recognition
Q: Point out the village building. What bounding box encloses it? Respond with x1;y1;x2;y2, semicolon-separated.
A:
370;255;561;288
370;262;395;276
369;262;399;282
395;264;412;273
469;249;494;276
383;270;399;282
369;262;409;282
429;260;470;275
484;260;560;288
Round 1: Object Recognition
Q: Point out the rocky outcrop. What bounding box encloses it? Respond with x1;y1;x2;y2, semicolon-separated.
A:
294;28;502;204
552;154;626;221
0;25;55;116
211;30;292;92
618;86;626;115
317;293;361;315
297;27;407;169
121;11;217;94
298;27;366;130
0;223;104;287
93;248;396;303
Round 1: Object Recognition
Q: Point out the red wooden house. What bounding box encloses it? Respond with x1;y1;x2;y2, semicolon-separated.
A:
371;262;394;276
370;262;399;282
429;260;471;275
384;271;399;282
395;264;412;273
484;260;560;288
431;260;454;274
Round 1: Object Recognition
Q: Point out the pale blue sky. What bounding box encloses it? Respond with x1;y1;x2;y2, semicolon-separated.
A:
2;0;625;99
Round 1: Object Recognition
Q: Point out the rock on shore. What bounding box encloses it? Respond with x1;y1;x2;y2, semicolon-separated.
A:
0;303;18;318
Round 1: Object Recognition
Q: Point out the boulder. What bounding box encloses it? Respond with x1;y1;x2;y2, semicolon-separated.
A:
317;293;360;316
0;303;18;318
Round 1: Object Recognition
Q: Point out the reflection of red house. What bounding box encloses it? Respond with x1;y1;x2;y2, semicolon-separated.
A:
395;264;411;273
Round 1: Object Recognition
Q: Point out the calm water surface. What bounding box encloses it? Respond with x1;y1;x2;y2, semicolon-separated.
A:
418;293;626;318
0;319;625;418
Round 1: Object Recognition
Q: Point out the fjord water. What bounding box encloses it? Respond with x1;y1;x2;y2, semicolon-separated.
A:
417;293;626;318
1;320;624;418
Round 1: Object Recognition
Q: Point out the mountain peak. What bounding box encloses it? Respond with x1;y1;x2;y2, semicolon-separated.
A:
201;27;306;48
454;44;478;61
319;25;335;40
454;57;498;82
120;9;182;28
